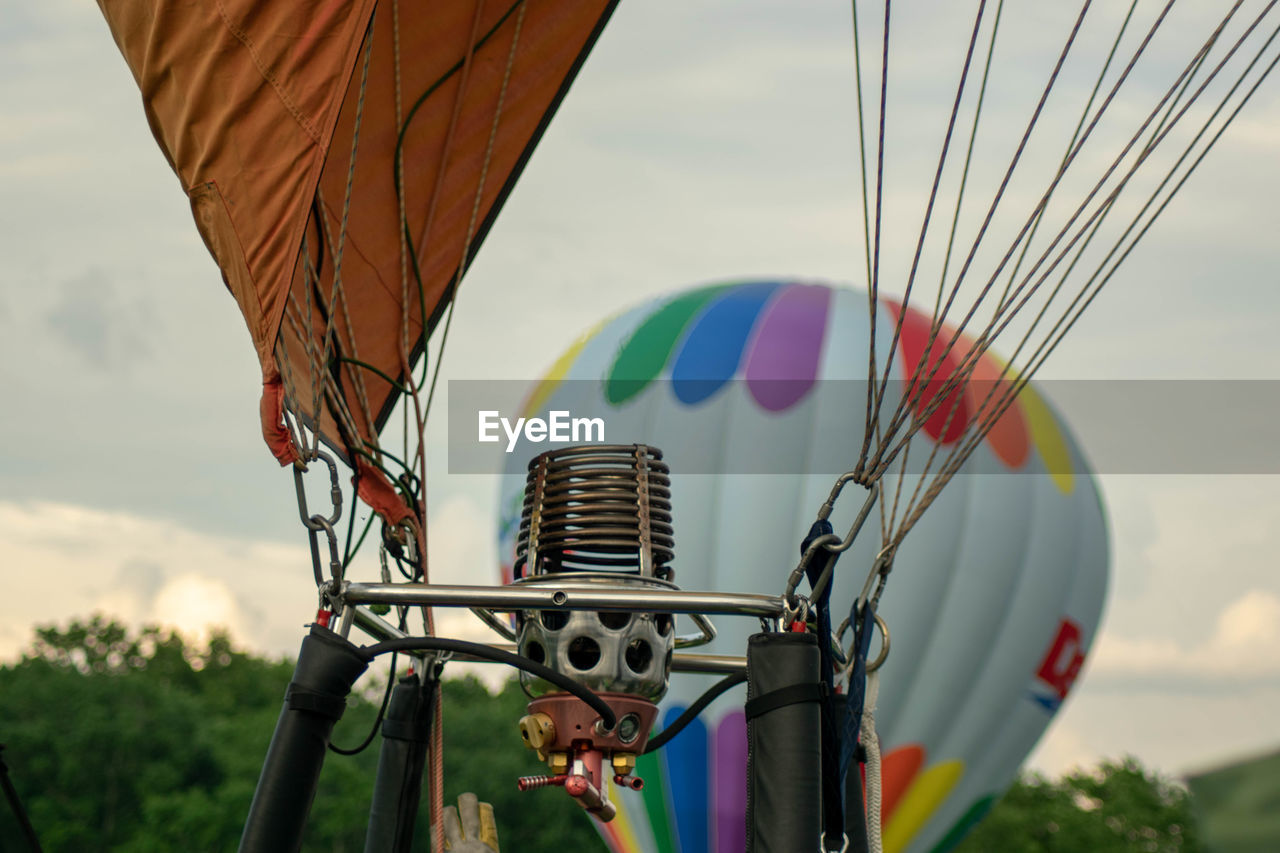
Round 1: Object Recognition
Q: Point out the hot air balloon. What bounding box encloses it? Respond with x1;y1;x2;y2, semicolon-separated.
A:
87;1;1271;848
497;280;1108;852
94;4;628;846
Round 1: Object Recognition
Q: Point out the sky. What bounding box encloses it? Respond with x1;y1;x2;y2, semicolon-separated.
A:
2;0;1279;786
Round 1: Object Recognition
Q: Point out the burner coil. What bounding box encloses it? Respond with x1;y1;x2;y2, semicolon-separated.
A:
513;444;674;580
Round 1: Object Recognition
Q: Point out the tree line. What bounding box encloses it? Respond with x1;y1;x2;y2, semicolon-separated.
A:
0;617;1201;851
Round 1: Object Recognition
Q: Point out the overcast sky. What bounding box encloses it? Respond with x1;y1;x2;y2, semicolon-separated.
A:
2;0;1278;783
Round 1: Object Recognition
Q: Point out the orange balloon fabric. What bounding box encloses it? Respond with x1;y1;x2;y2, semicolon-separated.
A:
97;0;617;479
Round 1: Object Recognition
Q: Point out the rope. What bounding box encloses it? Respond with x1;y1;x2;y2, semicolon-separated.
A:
863;0;1093;486
421;1;529;424
858;0;893;485
885;4;1274;545
412;7;531;847
311;15;378;459
850;0;881;486
898;0;989;345
892;14;1280;545
331;260;379;440
412;0;528;646
879;0;989;536
298;226;321;451
393;0;409;379
280;290;313;437
861;668;883;853
891;0;1212;434
993;0;1140;315
431;686;444;853
847;0;1280;549
885;0;1130;539
934;0;1004;321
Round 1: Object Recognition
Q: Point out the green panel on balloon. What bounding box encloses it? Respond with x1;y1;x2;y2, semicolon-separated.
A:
606;284;731;405
930;794;995;852
636;748;678;851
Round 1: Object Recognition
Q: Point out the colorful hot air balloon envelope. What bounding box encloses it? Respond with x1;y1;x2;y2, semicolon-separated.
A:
498;279;1108;853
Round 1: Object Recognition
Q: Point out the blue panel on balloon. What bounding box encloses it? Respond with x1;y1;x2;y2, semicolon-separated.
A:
661;705;710;852
671;281;782;404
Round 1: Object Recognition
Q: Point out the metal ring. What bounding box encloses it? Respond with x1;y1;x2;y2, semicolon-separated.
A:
840;613;891;678
865;614;891;673
830;616;856;670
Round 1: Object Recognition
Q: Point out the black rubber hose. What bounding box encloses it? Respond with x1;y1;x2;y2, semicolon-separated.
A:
331;651;398;756
643;672;747;754
362;637;617;730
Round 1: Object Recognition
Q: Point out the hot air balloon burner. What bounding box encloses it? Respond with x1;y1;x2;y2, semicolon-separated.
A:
511;444;678;818
512;444;677;700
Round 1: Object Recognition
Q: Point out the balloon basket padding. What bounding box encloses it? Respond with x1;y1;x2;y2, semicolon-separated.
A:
239;623;369;853
364;672;438;853
746;631;823;853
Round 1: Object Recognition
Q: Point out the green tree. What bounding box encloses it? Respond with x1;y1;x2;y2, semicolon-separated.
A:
0;617;601;852
1;617;229;850
954;757;1203;853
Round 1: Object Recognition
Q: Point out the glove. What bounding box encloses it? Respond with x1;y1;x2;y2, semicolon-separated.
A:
442;792;500;852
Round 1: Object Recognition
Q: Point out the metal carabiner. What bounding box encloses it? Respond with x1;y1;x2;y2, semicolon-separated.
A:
783;482;879;605
292;448;343;531
310;514;344;585
856;545;896;612
293;449;345;590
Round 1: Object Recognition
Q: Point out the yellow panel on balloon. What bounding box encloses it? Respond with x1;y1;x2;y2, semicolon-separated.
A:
882;759;965;853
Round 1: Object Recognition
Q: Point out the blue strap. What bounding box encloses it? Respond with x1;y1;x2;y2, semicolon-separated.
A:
802;520;847;851
840;598;878;777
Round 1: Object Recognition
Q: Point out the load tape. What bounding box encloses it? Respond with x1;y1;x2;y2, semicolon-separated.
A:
285;683;348;720
744;681;827;720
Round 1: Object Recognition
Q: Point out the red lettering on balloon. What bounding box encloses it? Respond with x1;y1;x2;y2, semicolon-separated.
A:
1036;619;1085;701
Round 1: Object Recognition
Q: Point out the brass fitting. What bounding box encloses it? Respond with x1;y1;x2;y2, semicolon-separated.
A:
611;752;637;776
548;751;570;774
518;713;557;753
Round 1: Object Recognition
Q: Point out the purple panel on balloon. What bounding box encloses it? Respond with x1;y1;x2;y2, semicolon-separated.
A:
713;709;748;852
744;284;831;411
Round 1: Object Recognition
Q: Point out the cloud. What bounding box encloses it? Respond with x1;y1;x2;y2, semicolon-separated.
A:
150;573;247;647
1036;681;1280;778
1027;720;1102;778
0;500;310;661
425;494;502;587
421;494;511;688
43;269;152;369
1089;589;1280;686
0;496;517;689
